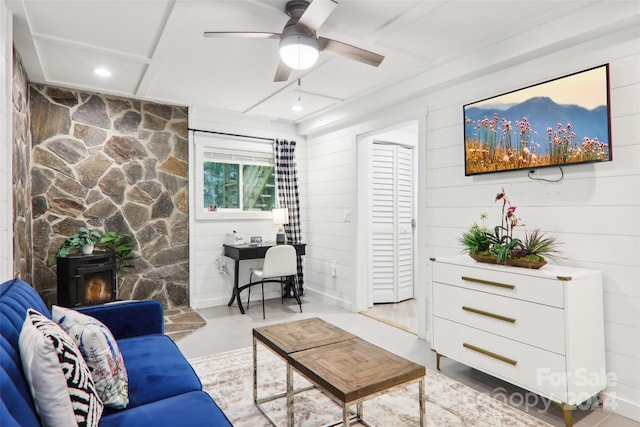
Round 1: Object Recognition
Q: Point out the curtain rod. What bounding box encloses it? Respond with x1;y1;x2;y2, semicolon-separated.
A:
188;127;275;143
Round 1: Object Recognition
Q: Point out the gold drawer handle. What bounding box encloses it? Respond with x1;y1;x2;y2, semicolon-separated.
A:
462;306;516;323
463;343;518;366
461;276;515;290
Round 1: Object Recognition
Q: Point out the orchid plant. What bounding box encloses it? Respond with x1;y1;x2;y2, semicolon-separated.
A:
459;188;560;264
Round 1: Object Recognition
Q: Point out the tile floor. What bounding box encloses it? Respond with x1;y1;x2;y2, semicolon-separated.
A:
164;306;207;341
177;295;638;427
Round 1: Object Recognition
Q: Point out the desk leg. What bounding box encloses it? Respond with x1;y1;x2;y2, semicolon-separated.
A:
226;259;246;314
291;277;303;312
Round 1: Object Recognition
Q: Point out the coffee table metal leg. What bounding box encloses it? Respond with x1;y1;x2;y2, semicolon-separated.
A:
287;363;294;427
356;402;363;421
419;378;425;427
343;404;350;426
253;337;258;404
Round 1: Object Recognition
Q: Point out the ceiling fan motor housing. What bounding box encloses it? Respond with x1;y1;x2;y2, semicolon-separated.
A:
282;0;316;39
285;0;311;20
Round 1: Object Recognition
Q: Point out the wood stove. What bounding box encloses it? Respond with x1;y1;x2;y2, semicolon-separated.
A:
57;252;117;307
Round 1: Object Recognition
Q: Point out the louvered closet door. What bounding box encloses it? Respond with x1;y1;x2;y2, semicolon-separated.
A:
396;145;414;301
370;143;414;303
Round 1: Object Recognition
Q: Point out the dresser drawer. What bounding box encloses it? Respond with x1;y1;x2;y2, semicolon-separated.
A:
433;260;564;308
433;317;568;402
433;282;565;354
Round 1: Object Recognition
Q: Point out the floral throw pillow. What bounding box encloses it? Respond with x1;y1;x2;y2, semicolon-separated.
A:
19;308;103;427
52;305;129;409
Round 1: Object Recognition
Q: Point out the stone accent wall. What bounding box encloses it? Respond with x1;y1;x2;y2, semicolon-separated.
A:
12;50;32;282
30;84;189;308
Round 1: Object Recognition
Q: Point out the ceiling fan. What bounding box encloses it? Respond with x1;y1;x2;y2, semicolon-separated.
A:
204;0;385;82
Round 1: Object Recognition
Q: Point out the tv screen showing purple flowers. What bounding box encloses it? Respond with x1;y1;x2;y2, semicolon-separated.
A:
463;64;611;176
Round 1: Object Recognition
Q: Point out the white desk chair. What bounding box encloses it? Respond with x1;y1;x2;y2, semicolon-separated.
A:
246;245;302;319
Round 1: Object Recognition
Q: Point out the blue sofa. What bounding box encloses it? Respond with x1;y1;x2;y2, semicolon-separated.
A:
0;278;233;426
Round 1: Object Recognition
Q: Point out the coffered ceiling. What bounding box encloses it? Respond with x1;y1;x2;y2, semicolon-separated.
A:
7;0;640;127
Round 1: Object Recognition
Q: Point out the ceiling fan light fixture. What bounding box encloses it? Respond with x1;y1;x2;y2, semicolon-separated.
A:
279;34;319;70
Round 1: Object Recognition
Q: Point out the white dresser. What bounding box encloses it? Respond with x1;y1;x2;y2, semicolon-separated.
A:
431;256;606;426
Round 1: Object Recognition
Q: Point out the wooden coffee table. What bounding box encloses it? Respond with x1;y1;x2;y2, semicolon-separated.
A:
289;337;426;426
253;318;426;427
253;318;356;426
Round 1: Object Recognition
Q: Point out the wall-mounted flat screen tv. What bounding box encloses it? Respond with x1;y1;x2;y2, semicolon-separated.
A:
463;64;611;176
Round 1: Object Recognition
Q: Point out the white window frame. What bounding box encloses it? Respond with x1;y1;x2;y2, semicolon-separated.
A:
194;133;276;220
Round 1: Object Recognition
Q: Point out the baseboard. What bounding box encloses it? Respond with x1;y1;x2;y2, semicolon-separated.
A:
191;288;300;310
190;295;231;310
302;287;354;311
603;391;640;422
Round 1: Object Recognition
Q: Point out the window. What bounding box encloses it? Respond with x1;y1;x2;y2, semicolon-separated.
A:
194;132;277;220
202;162;275;211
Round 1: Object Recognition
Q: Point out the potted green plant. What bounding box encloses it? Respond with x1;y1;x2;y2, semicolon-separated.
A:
56;227;103;257
459;188;561;268
99;231;137;278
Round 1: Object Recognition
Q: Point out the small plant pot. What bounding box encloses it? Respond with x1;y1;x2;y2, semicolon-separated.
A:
82;244;95;255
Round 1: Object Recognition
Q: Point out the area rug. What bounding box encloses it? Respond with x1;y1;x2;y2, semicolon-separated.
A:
189;346;551;427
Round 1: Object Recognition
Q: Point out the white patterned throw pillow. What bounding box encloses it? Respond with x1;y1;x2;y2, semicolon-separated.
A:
19;308;103;427
52;305;129;409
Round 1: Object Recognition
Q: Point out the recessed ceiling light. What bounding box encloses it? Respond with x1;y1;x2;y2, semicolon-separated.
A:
93;67;112;77
291;103;303;112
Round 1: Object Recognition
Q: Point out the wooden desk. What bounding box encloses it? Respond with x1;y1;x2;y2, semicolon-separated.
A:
223;243;306;314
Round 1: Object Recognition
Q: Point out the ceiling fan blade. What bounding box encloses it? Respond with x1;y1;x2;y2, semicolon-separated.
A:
297;0;338;34
318;37;384;67
203;31;280;40
274;60;292;82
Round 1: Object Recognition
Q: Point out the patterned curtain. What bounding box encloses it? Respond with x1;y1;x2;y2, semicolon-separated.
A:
273;139;304;295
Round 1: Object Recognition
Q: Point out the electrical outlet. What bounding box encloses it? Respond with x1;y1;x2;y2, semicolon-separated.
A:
216;253;226;273
330;261;337;277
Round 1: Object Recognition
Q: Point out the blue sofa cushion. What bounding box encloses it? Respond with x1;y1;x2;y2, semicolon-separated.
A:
99;391;232;427
1;344;41;427
114;334;203;409
1;279;51;427
76;301;164;339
